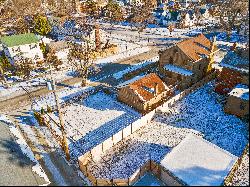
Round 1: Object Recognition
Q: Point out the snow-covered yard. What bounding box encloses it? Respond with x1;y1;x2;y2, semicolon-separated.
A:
62;92;141;159
154;81;248;157
32;89;141;161
87;81;248;179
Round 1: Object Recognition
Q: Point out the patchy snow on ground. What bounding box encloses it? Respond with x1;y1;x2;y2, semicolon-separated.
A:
34;90;141;161
95;46;150;65
0;114;51;186
87;81;248;180
154;81;248;157
88;121;200;179
33;83;94;111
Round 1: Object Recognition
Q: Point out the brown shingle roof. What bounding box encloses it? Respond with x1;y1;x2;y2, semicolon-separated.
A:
177;34;214;62
128;73;169;102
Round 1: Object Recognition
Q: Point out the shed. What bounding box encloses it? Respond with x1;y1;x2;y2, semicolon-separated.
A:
160;133;238;186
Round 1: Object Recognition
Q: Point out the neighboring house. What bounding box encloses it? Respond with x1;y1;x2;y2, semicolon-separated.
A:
118;73;174;112
159;34;218;90
154;8;200;28
215;48;249;95
0;33;43;64
179;9;197;28
224;84;249;118
50;20;107;49
47;41;69;62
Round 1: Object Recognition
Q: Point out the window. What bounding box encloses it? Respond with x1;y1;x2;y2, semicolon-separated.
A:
198;64;202;70
30;44;37;49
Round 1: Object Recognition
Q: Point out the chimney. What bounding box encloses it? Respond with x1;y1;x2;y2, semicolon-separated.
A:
154;83;160;96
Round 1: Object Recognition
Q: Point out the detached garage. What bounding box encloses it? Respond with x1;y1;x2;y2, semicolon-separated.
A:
160;134;238;186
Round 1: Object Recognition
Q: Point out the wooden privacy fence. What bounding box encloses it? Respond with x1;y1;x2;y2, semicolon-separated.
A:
78;72;218;185
78;158;184;186
158;71;217;112
80;109;156;164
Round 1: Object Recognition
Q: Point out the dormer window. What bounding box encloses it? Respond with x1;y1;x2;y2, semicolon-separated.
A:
15;47;21;52
30;44;37;49
142;86;155;94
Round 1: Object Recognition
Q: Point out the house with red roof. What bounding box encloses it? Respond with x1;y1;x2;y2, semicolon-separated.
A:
158;33;218;90
117;73;174;112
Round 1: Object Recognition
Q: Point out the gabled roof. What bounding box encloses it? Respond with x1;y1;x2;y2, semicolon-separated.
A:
0;33;39;47
177;34;215;62
128;73;170;102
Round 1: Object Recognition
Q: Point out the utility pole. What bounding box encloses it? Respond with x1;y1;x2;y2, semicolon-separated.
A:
52;82;70;161
48;65;70;161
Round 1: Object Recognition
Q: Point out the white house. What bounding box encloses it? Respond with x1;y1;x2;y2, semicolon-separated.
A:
0;33;44;64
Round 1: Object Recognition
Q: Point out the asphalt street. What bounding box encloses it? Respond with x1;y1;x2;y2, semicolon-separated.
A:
0;121;47;186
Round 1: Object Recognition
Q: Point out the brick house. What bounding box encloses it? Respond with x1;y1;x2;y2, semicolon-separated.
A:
158;33;218;90
224;84;249;118
215;48;249;95
118;73;174;113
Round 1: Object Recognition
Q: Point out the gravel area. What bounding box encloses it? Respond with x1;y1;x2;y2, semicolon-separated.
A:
230;148;249;186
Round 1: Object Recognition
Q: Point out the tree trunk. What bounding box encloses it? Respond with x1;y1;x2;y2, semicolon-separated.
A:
226;30;231;41
81;78;86;87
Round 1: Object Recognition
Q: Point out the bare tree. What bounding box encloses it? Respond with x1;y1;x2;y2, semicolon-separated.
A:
214;0;248;40
14;57;35;80
67;42;97;87
45;50;63;71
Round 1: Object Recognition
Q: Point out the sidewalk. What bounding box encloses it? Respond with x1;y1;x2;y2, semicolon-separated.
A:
6;112;86;186
0;121;46;186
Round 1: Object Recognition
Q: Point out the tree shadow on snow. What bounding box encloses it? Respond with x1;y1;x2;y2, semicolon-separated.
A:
0;139;34;168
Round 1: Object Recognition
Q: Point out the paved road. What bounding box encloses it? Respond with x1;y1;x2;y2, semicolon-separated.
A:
0;121;46;186
0;47;159;186
0;48;159;113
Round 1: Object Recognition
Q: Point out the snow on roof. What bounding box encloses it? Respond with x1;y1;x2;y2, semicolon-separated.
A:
161;133;238;186
129;73;171;102
229;84;249;100
164;64;193;76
